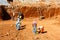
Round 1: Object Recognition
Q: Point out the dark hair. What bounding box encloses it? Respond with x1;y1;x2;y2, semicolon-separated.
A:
7;0;13;3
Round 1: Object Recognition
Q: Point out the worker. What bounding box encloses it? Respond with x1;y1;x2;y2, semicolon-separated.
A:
16;17;21;30
32;19;37;34
37;26;44;33
18;12;24;21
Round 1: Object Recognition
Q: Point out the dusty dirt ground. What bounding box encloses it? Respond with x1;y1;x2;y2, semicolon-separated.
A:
0;15;60;40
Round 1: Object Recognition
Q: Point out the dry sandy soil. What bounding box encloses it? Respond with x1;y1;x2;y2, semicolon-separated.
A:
0;15;60;40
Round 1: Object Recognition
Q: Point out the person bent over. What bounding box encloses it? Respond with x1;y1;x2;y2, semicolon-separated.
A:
37;26;44;33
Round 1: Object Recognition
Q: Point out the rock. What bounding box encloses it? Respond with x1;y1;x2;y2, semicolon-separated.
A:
5;32;10;36
1;35;4;37
0;33;4;37
11;25;13;27
11;38;14;40
39;16;45;20
15;38;18;40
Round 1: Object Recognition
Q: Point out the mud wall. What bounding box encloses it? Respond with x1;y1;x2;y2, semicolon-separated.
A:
0;6;60;20
15;6;60;18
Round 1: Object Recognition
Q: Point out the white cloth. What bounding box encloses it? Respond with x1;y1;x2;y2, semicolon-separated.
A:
37;26;43;29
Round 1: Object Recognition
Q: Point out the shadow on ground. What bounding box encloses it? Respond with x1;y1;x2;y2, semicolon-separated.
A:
20;25;26;30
